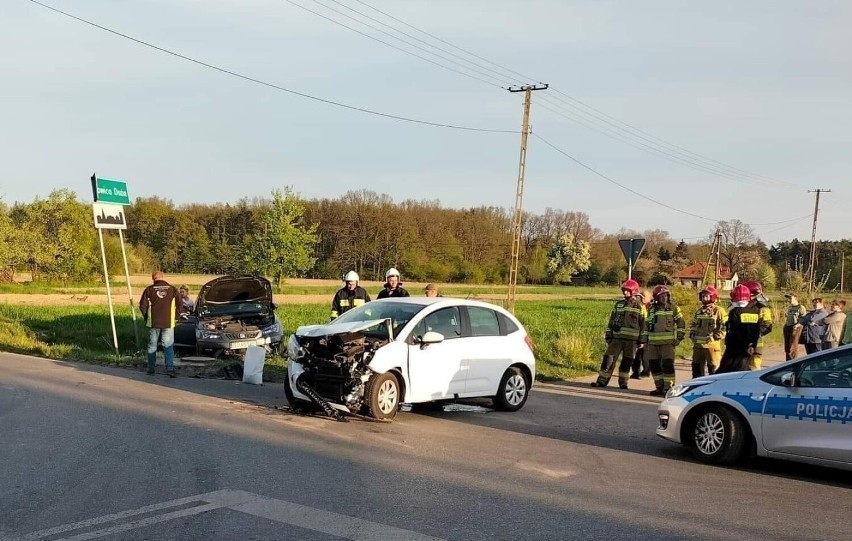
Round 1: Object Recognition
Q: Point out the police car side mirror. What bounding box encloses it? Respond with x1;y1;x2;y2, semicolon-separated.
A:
780;372;797;387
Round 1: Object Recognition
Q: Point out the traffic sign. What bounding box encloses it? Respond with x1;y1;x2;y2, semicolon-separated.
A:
91;175;130;205
93;202;127;230
618;238;646;279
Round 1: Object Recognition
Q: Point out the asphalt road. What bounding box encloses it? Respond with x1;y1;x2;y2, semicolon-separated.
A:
1;352;849;541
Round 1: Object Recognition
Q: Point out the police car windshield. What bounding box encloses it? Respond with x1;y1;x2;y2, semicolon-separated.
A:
333;302;426;338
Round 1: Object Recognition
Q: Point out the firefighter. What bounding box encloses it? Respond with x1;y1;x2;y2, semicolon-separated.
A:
717;284;765;373
741;280;773;369
631;289;653;378
330;271;371;320
644;285;686;396
377;268;410;299
591;279;646;389
689;285;727;377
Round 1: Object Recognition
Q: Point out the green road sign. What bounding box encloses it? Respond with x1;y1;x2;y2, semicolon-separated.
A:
91;175;130;205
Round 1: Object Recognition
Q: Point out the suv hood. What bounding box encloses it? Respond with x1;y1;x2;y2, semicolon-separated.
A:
197;275;274;314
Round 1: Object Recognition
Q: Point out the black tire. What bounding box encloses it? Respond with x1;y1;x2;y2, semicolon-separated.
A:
493;366;530;412
284;375;318;413
689;405;748;465
364;372;400;420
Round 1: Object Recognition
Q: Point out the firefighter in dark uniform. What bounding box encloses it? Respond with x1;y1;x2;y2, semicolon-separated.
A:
741;280;773;370
690;285;727;377
591;279;647;389
330;271;371;320
718;284;768;373
377;268;410;299
645;285;686;396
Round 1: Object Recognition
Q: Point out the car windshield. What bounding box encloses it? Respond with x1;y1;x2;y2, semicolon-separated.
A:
333;302;426;339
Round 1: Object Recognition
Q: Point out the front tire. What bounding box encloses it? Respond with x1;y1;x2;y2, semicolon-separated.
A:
493;367;530;412
365;372;400;420
690;406;748;465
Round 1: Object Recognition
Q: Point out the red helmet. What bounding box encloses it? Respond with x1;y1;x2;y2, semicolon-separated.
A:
731;284;751;302
652;285;670;299
699;285;718;303
621;279;640;296
741;280;763;297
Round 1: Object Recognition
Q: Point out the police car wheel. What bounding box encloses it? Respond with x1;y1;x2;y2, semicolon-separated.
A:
493;367;529;412
690;405;748;465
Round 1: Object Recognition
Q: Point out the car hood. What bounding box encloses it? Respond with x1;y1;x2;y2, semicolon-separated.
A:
196;275;274;312
295;319;391;338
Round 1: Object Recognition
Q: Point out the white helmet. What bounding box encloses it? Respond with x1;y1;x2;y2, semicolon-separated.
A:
343;270;359;283
385;267;400;280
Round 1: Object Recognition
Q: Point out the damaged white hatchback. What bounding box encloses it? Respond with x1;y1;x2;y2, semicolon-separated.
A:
285;298;536;420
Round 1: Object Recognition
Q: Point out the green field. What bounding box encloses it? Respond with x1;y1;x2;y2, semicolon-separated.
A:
0;297;783;381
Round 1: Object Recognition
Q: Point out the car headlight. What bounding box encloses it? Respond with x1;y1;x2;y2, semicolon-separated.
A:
286;335;299;360
196;329;220;339
262;321;282;336
667;382;710;399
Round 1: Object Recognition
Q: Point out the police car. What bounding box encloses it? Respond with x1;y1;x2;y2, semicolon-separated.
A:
657;345;852;470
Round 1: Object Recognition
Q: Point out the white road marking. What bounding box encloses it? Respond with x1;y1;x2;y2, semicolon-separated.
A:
10;490;446;541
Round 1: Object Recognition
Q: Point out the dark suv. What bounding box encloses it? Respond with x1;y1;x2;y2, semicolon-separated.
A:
174;275;282;357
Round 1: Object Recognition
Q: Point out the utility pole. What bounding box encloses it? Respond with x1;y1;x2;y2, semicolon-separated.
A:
840;251;845;294
703;229;724;289
506;83;548;313
806;189;830;293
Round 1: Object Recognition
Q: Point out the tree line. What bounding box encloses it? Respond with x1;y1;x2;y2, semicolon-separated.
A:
1;188;849;292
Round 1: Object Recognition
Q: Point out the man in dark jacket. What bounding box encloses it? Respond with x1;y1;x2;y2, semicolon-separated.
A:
330;271;371;320
139;271;180;377
377;268;410;299
800;298;829;354
718;285;766;373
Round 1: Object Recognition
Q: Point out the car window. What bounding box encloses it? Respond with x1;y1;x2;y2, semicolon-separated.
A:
797;351;852;388
497;312;519;335
468;306;500;337
418;307;462;340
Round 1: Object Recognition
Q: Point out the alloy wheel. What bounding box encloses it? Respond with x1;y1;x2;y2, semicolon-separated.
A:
695;412;725;455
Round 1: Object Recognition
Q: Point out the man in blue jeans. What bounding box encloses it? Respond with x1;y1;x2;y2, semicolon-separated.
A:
139;271;180;377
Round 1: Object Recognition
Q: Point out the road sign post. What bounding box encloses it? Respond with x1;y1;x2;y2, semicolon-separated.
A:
91;174;132;355
618;238;646;280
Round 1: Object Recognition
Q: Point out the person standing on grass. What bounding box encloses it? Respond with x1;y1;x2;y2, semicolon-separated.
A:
782;294;807;360
799;298;828;355
139;271;180;377
178;284;194;315
819;300;847;350
377;268;410;299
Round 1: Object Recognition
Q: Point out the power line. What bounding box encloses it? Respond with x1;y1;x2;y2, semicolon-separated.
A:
27;0;516;134
312;0;522;87
531;131;813;227
282;0;509;90
535;99;772;186
343;0;790;187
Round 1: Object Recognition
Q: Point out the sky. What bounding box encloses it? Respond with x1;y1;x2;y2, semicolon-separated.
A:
2;0;850;246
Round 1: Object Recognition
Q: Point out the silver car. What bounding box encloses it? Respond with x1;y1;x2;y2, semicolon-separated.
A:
657;345;852;470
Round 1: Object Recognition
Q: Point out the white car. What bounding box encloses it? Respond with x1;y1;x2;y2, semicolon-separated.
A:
285;298;536;420
657;345;852;470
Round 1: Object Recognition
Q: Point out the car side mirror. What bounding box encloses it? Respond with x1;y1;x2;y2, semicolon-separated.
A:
780;372;797;387
419;331;445;348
